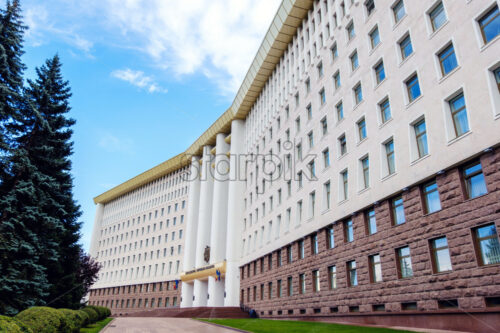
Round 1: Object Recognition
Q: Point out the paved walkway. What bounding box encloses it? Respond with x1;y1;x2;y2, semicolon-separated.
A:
102;317;240;333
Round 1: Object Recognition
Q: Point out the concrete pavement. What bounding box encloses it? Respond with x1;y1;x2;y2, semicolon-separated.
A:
102;317;242;333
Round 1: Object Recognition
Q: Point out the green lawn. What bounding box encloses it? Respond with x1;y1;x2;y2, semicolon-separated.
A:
80;317;113;333
200;318;413;333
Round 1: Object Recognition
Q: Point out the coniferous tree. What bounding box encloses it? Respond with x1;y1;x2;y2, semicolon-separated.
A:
0;0;26;183
23;55;84;309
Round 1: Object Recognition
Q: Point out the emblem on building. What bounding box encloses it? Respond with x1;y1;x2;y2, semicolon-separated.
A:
204;246;210;263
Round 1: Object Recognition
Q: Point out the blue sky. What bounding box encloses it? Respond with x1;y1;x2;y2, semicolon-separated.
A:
20;0;281;251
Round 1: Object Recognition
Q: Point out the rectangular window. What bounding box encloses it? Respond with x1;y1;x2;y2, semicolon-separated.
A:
305;78;311;93
347;261;358;286
366;208;377;235
430;237;452;273
494;67;500;93
385;139;395;175
311;233;318;254
339;134;347;155
478;5;499;44
317;62;324;78
374;61;385;84
331;43;338;60
328;265;337;289
341;170;348;200
312;270;320;292
380;98;391;123
463;161;487;199
449;93;469;137
406;74;421;102
308;131;314;148
323;149;330;168
287;245;293;264
319;88;326;105
399;34;413;60
392;196;406;225
429;2;447;31
397;246;413;278
344;219;354;243
414;119;428;158
299;273;306;294
347;21;355;40
361;156;369;189
336;101;344;121
268;282;273;299
473;224;500;266
369;254;382;283
298;240;305;259
321;117;328;135
370;26;380;48
327;226;334;249
358;118;367;140
354;83;363;104
324;181;331;210
366;0;375;16
438;44;457;76
334;71;341;89
277;249;282;266
393;0;406;23
423;181;441;214
277;279;282;298
350;51;359;71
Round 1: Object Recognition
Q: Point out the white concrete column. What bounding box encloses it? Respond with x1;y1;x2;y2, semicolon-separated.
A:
345;0;351;18
193;145;214;307
181;156;201;308
224;119;246;307
207;133;230;307
89;203;104;258
326;0;334;37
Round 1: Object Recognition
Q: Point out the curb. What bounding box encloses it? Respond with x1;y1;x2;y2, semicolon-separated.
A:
99;318;116;333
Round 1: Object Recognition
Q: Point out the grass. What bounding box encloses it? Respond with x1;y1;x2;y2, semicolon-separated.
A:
80;317;113;333
199;318;414;333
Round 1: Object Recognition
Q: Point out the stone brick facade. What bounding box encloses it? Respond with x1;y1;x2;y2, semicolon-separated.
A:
240;148;500;333
88;279;181;316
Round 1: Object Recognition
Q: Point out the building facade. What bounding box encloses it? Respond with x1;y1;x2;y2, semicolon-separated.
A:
89;0;500;331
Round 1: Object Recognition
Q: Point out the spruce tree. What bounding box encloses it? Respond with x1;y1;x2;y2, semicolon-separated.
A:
23;55;83;309
0;0;26;180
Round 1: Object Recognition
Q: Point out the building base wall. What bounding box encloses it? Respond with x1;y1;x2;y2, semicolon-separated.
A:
258;311;500;333
88;280;181;316
240;148;500;333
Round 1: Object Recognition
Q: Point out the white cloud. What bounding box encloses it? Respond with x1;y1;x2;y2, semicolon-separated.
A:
111;68;167;93
98;133;135;154
22;0;281;96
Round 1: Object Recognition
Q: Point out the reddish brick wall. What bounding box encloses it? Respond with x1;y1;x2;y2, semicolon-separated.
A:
88;280;181;315
240;148;500;333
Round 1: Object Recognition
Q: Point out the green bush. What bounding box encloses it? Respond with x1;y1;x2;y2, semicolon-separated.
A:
0;315;33;333
81;307;98;324
86;306;105;320
15;307;66;333
76;310;90;327
58;309;83;333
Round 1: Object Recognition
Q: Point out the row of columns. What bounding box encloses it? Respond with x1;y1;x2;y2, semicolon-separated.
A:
181;119;246;307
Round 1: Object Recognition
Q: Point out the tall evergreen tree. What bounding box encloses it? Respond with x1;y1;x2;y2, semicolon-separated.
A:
23;55;83;309
0;0;26;181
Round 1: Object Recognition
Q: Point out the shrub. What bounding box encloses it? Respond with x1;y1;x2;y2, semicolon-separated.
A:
0;315;33;333
81;307;98;324
75;310;89;327
58;309;83;333
15;307;66;333
86;306;105;320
